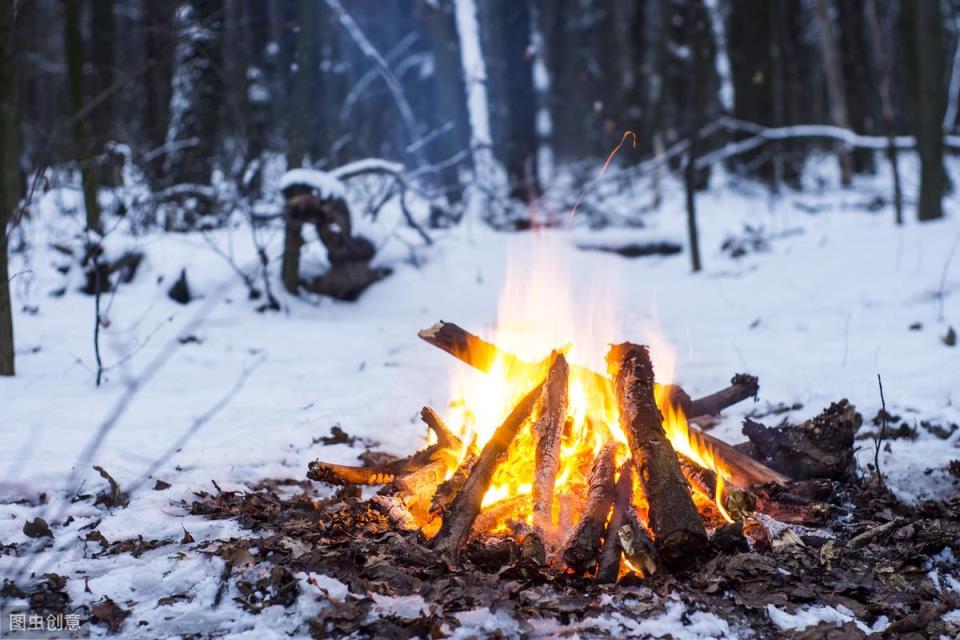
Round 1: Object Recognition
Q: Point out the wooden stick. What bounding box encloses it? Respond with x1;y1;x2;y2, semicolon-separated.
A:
307;461;399;485
686;428;790;487
562;442;617;574
686;373;759;418
608;343;708;567
430;453;476;517
432;380;545;556
420;406;468;452
307;443;442;486
677;453;756;520
597;462;634;583
532;353;569;530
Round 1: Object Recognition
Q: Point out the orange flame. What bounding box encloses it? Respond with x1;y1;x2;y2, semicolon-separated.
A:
439;235;734;540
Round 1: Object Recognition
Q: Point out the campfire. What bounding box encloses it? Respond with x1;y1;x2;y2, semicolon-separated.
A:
307;317;798;581
305;243;848;582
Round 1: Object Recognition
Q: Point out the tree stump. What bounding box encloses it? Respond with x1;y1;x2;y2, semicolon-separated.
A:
281;177;389;301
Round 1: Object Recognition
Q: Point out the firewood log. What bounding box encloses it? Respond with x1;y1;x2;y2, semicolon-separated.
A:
562;442;617;574
677;453;756;521
685;428;791;488
608;343;708;567
418;321;756;419
532;352;569;530
597;462;635;583
307;442;444;486
686;373;759;418
432;380;545;556
430;453;476;517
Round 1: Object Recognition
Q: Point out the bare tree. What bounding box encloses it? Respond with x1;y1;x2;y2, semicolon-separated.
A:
864;0;904;226
0;0;17;375
911;0;948;221
63;0;102;233
813;0;855;186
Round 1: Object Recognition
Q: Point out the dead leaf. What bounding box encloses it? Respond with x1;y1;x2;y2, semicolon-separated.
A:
23;517;53;538
90;597;130;633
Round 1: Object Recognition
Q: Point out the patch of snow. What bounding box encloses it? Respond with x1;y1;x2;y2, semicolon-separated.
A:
767;604;888;634
279;168;346;200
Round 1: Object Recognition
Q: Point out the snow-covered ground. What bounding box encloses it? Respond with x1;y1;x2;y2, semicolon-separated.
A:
1;159;959;637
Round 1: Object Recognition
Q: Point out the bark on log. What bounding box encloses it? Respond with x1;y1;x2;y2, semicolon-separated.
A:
608;343;708;567
307;442;443;486
432;380;545;556
532;353;569;530
597;462;635;583
562;442;617;574
677;453;756;520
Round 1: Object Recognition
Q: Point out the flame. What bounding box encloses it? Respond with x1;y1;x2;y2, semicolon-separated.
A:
439;234;734;536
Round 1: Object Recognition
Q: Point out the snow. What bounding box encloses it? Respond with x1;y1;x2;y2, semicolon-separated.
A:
2;155;959;636
279;168;346;200
766;604;888;634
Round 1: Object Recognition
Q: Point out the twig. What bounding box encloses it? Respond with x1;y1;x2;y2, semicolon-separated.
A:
92;250;105;387
874;374;887;485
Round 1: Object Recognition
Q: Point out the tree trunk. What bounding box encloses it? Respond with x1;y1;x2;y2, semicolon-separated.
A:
63;0;101;233
498;0;540;203
89;0;115;154
0;0;17;375
911;0;947;221
142;1;174;187
453;0;501;223
287;0;318;170
417;0;469;205
164;0;224;191
813;0;854;186
864;0;903;226
684;0;707;274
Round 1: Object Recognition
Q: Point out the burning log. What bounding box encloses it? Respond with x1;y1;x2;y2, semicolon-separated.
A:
432;380;545;557
677;453;756;521
430;453;476;517
420;406;467;452
418;321;756;420
597;462;635;583
686;427;790;488
532;353;569;530
608;343;708;567
562;442;617;574
307;405;466;487
306;461;399;486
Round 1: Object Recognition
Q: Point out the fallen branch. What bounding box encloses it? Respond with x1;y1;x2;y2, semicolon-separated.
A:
432;380;545;556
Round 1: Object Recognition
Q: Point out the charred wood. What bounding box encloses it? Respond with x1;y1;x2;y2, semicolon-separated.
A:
743;400;861;480
608;343;708;567
677;453;756;520
597;462;635;583
562;442;617;574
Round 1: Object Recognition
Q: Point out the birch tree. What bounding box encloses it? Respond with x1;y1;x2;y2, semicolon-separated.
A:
454;0;503;222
